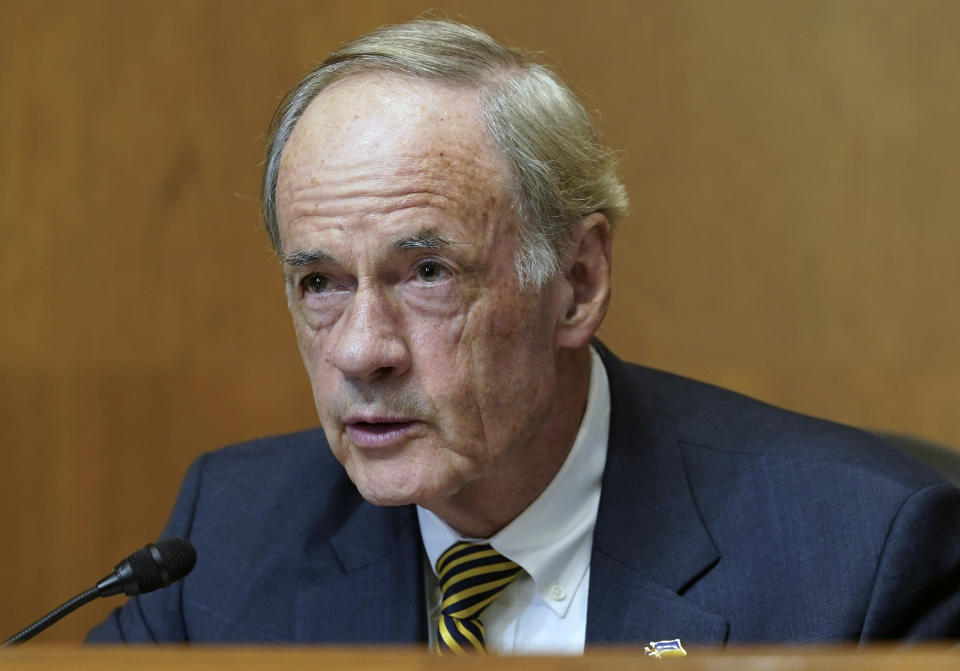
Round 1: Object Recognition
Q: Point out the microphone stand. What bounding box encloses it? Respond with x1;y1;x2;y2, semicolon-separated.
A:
2;537;195;646
1;587;99;646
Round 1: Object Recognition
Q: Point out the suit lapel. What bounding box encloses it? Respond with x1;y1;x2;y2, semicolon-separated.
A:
588;344;728;646
588;552;727;645
294;497;427;643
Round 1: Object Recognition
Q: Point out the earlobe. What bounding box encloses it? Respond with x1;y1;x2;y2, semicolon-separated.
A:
556;213;612;349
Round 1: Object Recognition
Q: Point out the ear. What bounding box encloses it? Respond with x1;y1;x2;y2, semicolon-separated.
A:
555;213;612;349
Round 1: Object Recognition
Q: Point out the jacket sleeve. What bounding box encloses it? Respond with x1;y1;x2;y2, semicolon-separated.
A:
85;453;209;643
860;481;960;640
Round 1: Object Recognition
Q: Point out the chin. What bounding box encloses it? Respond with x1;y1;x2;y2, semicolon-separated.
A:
347;467;425;506
353;484;436;508
352;482;411;507
349;466;464;509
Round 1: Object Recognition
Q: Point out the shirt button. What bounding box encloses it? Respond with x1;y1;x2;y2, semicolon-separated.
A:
549;584;567;601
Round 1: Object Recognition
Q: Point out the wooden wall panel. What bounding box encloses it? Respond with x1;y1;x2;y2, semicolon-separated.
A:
1;0;957;642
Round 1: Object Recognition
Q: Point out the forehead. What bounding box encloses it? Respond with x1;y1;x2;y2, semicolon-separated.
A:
275;73;516;241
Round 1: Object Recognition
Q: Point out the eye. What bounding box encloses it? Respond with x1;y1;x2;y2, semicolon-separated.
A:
302;274;331;294
415;261;451;283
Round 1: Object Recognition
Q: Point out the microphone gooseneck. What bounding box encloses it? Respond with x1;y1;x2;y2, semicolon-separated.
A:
0;587;101;647
1;537;197;647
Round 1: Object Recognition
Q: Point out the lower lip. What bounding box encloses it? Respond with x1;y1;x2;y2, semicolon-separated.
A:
345;421;419;448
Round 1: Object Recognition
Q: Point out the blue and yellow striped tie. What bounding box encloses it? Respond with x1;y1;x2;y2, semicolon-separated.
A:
435;541;522;654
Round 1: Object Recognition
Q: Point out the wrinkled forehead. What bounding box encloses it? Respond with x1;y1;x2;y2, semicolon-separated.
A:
276;72;516;196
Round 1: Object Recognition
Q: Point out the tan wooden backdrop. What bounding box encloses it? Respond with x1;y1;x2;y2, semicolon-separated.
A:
1;0;958;642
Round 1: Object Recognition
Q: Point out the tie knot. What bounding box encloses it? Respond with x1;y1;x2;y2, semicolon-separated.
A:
434;542;521;653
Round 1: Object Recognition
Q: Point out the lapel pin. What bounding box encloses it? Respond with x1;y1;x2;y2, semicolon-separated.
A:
644;639;687;659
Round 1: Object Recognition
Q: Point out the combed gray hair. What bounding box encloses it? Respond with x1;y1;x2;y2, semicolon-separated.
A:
262;19;628;288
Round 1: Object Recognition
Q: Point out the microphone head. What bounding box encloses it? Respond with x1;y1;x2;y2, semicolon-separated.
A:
124;537;197;594
155;537;197;582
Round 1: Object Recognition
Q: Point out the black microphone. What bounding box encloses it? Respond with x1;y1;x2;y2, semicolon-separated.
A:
1;537;197;646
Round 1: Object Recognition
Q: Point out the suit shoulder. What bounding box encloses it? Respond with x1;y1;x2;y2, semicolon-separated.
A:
604;353;947;492
200;427;334;475
184;427;359;524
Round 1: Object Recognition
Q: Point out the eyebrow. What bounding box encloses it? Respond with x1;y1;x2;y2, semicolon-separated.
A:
282;228;458;268
283;249;335;266
393;229;453;251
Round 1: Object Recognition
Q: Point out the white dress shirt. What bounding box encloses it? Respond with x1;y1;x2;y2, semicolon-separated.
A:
417;347;610;654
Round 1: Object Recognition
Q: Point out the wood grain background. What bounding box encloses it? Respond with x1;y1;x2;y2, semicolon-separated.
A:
1;0;958;642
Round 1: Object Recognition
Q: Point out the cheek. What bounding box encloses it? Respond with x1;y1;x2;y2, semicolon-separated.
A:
288;313;337;408
470;290;557;359
290;312;320;363
441;294;557;420
472;294;559;383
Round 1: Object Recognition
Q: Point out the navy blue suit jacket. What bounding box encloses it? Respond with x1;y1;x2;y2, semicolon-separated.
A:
88;346;960;644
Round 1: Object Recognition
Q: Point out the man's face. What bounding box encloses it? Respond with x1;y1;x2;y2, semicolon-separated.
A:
275;74;567;509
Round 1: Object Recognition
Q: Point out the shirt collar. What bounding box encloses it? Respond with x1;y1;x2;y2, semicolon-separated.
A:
418;346;610;617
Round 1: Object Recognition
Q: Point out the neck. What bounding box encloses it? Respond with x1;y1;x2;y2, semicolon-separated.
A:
424;346;593;538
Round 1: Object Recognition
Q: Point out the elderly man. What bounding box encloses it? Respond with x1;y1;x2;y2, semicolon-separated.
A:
89;19;960;650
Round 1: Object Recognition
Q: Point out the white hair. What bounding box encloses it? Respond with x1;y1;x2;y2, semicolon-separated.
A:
262;19;628;288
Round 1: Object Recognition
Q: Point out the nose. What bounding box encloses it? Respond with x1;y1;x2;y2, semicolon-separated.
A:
328;283;411;383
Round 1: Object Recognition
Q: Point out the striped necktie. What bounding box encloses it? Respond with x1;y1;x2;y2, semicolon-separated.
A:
435;541;522;654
